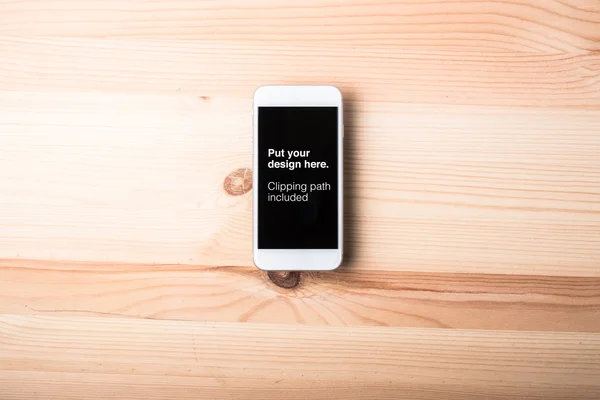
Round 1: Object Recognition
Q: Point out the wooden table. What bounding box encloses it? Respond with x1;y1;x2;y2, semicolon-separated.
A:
1;1;600;399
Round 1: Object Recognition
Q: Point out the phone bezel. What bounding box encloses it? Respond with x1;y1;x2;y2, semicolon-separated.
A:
253;85;343;271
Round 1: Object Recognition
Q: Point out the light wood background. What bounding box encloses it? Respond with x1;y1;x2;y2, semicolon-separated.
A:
1;1;600;399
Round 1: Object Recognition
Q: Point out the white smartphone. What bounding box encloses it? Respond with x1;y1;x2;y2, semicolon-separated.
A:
253;85;343;271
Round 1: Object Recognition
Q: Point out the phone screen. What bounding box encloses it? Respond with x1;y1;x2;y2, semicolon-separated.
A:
257;106;339;249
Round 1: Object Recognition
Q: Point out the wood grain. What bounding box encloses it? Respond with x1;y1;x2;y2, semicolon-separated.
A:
1;0;600;398
1;315;600;400
1;0;600;52
0;259;599;332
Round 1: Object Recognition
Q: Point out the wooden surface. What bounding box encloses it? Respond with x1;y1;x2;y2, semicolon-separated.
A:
1;1;600;399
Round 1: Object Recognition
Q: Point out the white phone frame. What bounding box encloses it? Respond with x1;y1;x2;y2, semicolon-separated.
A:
253;85;343;271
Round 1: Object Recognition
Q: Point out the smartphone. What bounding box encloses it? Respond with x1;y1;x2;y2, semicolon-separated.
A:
253;85;343;271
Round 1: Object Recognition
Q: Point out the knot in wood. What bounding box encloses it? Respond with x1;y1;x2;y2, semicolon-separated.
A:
267;271;301;289
223;168;252;196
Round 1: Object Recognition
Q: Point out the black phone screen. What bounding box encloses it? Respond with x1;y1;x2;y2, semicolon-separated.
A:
257;106;339;249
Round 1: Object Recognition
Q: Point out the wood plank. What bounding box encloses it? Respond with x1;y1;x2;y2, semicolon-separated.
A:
1;0;599;52
0;259;599;332
1;92;599;276
1;38;599;108
1;315;599;399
